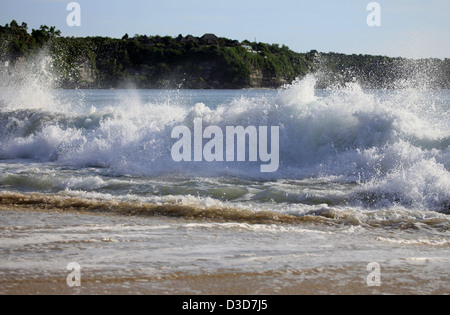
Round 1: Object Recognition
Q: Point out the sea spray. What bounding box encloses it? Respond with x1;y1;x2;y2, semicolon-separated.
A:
0;49;62;112
0;62;449;211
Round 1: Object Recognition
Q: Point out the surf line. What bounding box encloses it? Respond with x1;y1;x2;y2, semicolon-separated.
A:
171;118;280;173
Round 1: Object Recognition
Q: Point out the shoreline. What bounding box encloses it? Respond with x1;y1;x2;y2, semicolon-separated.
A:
0;206;449;295
0;268;418;295
1;264;448;295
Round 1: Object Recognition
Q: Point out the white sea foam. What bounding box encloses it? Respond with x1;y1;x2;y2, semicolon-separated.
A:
0;68;449;211
376;237;449;246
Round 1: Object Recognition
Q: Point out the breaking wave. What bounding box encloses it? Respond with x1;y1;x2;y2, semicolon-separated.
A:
0;64;449;212
0;191;448;230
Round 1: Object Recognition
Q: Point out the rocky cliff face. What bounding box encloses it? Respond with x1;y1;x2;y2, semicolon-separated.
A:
76;56;96;86
249;67;288;88
249;68;264;88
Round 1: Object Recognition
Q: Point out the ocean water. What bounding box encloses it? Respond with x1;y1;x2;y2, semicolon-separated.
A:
0;71;449;293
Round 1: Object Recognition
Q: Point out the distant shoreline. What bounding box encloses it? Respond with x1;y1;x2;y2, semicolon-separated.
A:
1;20;450;90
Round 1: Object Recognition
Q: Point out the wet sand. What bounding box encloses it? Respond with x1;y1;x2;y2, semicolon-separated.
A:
0;206;448;295
1;266;448;295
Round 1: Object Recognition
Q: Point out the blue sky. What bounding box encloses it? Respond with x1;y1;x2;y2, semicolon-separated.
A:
1;0;449;59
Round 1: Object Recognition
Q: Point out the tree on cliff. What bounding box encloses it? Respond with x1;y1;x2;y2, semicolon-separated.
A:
1;21;448;89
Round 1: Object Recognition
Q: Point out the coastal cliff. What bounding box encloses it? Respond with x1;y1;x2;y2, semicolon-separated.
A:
1;21;449;89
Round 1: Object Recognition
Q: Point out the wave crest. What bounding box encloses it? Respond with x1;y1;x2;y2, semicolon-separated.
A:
0;75;449;211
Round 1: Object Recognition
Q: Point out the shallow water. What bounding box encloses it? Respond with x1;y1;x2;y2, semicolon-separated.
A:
0;74;449;293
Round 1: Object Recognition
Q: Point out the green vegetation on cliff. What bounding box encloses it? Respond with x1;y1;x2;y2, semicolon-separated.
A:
1;20;449;89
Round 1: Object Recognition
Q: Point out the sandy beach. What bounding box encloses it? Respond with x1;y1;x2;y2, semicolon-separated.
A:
1;206;448;295
3;265;445;295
